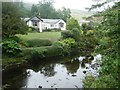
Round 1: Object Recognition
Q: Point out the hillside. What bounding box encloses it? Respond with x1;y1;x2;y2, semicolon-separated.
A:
70;9;96;20
22;3;96;20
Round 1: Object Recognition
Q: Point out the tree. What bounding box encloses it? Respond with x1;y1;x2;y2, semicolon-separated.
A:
30;4;38;16
57;7;71;22
66;18;80;30
2;2;28;37
37;0;58;19
83;1;120;88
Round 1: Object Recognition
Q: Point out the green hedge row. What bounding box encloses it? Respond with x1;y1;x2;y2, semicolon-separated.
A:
23;39;52;47
22;46;63;60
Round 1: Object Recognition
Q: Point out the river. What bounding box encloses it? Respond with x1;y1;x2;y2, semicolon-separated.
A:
3;54;101;89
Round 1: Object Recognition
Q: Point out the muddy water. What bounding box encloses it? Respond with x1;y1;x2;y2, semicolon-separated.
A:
3;54;101;89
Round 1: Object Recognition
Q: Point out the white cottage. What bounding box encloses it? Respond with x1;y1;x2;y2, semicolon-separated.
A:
24;16;43;32
23;16;66;32
42;19;66;30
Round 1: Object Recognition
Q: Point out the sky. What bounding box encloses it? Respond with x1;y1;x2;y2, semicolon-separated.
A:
22;0;95;10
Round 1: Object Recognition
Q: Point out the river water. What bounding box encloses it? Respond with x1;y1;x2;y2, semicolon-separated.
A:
3;54;101;89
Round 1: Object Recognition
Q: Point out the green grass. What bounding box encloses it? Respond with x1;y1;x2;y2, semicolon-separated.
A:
18;32;61;42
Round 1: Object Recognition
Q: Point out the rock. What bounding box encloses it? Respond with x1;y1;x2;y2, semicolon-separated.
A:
72;74;77;77
83;71;86;74
66;78;69;80
38;85;42;88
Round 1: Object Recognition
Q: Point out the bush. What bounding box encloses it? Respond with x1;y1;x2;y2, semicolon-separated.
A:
71;28;81;42
62;38;77;48
28;27;38;33
22;46;63;60
61;28;82;42
66;17;80;30
2;40;21;56
43;28;61;32
61;30;72;39
26;39;52;47
52;38;77;55
86;30;95;36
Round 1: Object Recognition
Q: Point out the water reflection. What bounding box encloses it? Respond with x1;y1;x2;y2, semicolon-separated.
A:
40;64;56;77
3;54;102;88
63;59;80;74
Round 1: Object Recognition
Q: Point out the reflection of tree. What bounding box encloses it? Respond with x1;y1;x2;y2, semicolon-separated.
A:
81;61;85;68
40;64;56;77
3;69;28;88
63;59;80;74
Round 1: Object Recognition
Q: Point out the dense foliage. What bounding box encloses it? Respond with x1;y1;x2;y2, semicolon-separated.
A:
52;38;77;56
2;40;21;56
83;1;120;88
2;2;28;37
66;18;80;30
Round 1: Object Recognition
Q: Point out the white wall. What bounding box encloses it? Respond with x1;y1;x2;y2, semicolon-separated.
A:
42;22;50;30
55;20;66;30
39;21;42;32
27;21;32;27
42;19;66;30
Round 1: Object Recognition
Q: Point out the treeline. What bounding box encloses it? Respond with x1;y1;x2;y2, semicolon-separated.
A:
83;1;120;88
18;0;71;22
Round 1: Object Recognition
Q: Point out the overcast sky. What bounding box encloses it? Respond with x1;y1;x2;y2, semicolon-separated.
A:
23;0;95;10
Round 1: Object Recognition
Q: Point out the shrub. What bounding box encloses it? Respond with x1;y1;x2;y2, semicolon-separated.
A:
62;38;77;48
86;30;95;36
2;40;21;56
43;29;61;32
52;38;77;55
26;39;52;47
22;46;63;60
61;28;82;42
28;27;38;33
66;17;80;30
61;30;72;39
71;28;81;42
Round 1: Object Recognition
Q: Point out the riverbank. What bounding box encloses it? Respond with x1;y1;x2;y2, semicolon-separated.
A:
2;46;79;72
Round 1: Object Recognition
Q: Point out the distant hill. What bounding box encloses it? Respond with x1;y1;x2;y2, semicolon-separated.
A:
22;3;96;20
70;9;96;20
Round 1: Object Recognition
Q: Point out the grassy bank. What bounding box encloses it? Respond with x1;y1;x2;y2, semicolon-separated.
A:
18;32;61;42
3;32;62;70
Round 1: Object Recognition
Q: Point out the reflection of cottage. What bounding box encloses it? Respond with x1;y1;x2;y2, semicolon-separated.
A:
23;16;66;32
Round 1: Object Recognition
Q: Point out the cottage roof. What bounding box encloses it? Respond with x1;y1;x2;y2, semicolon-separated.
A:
23;18;30;22
23;16;65;24
42;19;61;24
26;16;43;22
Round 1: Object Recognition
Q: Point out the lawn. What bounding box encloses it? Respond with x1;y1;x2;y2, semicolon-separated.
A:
18;32;61;42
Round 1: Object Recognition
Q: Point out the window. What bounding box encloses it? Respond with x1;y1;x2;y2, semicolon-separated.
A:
51;24;53;27
59;22;64;28
33;21;38;26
